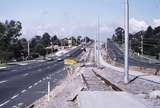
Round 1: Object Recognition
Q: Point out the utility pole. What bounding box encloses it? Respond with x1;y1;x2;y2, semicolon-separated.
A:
94;36;97;66
106;38;107;49
124;0;129;84
141;34;143;58
85;36;87;48
51;42;54;56
97;16;100;67
27;40;30;59
129;39;131;56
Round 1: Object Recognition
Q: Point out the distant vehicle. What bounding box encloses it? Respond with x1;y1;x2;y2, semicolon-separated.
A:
57;57;63;61
46;56;56;61
66;54;70;57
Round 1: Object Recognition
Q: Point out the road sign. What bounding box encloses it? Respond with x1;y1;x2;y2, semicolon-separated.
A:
64;59;77;65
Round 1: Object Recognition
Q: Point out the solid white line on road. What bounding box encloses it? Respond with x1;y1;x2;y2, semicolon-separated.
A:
0;100;10;107
23;73;29;77
28;86;32;89
11;94;19;99
0;80;8;84
21;89;26;93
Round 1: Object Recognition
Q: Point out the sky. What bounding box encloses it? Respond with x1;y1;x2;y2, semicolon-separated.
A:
0;0;160;40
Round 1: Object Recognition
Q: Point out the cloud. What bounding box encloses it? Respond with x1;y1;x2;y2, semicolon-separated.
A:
129;18;148;32
153;19;160;27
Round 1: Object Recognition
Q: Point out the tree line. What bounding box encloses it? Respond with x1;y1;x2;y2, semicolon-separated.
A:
0;20;91;63
112;26;160;59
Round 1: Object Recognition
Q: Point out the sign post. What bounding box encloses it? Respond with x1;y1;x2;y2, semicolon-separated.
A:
64;58;77;78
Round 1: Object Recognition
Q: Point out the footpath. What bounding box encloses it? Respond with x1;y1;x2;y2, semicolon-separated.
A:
30;46;160;108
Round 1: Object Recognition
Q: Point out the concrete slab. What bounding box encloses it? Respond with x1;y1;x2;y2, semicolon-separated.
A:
78;91;147;108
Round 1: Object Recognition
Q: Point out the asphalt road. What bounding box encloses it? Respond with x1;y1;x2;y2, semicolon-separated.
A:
107;39;160;69
0;46;83;108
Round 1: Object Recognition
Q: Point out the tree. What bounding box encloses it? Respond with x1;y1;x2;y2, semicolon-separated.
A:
153;26;160;35
60;38;68;46
112;27;125;44
18;38;28;58
0;20;22;63
51;35;60;45
77;36;82;45
144;26;153;39
41;32;51;47
30;35;41;49
70;36;77;46
35;44;46;59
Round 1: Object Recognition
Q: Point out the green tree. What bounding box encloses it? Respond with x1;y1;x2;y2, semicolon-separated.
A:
144;26;153;39
41;32;51;47
51;35;60;45
113;27;125;44
77;36;82;45
0;20;22;63
35;44;46;59
70;36;77;46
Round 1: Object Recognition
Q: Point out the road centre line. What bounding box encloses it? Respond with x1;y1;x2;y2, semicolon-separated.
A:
28;86;32;89
11;94;19;100
23;73;29;76
34;82;38;86
21;89;26;93
0;80;8;84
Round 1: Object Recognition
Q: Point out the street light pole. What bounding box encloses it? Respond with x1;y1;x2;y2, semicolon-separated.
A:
95;36;97;66
27;40;30;59
124;0;129;83
141;34;143;58
97;16;100;67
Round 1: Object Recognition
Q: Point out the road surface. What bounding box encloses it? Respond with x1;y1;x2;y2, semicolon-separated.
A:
107;39;160;69
0;46;82;108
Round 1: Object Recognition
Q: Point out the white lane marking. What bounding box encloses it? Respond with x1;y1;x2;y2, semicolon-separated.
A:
0;80;8;84
11;94;19;99
18;103;23;106
0;100;10;107
23;73;29;77
28;86;32;89
12;105;18;108
34;82;38;86
38;80;42;83
21;89;26;93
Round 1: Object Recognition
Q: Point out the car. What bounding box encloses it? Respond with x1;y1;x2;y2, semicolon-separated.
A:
66;54;70;57
57;57;63;61
46;56;56;61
